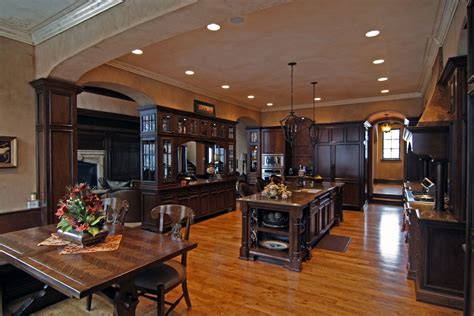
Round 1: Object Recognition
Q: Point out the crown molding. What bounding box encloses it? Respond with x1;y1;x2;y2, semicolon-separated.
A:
260;92;422;112
0;0;122;45
418;0;459;96
106;60;260;112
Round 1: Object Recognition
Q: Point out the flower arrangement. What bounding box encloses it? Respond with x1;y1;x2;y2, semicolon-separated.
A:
261;181;292;200
56;183;105;236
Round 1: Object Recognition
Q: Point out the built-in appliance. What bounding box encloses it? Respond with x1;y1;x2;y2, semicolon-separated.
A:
261;154;285;181
262;154;284;168
262;168;284;181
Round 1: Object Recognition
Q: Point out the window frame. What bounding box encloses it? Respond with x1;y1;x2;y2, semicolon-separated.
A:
381;128;401;161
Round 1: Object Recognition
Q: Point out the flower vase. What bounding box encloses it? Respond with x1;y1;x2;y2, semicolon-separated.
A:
58;229;108;246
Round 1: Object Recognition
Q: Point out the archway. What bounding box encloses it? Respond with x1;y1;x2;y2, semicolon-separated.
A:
236;116;260;176
365;111;408;203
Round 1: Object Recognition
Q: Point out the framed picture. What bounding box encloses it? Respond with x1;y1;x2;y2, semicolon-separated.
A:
194;100;215;117
0;136;17;168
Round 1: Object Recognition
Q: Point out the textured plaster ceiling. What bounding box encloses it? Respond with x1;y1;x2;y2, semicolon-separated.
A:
116;0;443;110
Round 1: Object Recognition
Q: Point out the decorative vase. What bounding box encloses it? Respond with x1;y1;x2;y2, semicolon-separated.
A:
58;229;108;246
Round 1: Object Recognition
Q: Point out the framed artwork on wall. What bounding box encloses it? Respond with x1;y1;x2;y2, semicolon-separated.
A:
0;136;17;168
194;100;215;117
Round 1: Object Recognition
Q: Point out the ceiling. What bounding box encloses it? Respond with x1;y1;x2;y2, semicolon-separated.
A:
0;0;122;44
115;0;445;110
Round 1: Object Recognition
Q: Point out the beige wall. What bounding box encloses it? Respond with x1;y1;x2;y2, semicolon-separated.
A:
77;92;139;116
261;97;423;126
0;38;36;212
78;65;261;124
373;122;405;181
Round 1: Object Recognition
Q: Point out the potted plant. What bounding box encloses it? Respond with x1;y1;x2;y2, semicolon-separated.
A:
56;183;108;246
261;181;292;200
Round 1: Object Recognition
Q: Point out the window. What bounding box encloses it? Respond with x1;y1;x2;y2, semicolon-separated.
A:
382;128;400;160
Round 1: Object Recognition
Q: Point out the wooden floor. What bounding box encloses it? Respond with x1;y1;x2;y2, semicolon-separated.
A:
373;183;403;195
36;203;461;315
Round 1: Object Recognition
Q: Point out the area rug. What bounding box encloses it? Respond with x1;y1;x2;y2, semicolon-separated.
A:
315;234;351;253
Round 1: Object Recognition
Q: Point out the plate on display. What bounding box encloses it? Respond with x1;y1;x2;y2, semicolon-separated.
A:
259;240;289;250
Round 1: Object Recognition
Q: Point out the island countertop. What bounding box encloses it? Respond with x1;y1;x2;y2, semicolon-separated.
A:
239;181;344;207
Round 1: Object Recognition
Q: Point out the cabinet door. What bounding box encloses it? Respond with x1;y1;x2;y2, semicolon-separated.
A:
331;128;344;143
273;130;285;154
262;130;274;153
315;144;332;178
334;144;360;179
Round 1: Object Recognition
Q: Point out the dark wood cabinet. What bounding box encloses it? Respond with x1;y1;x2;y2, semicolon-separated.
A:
261;128;285;154
405;200;465;310
247;128;260;184
313;122;367;210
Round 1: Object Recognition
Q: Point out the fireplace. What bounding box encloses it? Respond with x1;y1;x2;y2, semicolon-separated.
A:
77;150;106;188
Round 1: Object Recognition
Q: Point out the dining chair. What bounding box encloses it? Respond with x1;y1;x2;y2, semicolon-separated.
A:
256;177;267;192
85;197;129;311
238;181;256;197
134;204;194;316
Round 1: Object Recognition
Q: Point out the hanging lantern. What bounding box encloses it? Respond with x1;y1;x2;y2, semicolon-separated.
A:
309;81;319;147
280;62;302;146
381;114;391;133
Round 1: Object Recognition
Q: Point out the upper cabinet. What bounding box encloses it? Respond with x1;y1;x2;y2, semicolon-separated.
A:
261;128;285;154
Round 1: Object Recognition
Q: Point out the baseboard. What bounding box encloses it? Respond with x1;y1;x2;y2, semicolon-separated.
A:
374;179;403;184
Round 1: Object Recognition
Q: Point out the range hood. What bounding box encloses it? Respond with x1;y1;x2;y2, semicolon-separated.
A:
416;83;453;127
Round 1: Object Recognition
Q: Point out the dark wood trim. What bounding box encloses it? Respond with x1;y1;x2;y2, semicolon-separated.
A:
438;55;468;85
82;86;134;101
0;206;44;234
139;104;236;125
77;108;139;124
374;179;403;184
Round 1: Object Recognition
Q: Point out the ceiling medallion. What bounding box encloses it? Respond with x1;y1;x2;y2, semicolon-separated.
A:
309;81;319;147
280;62;302;146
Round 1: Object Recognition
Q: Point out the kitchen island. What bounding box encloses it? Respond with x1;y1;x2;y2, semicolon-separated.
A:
239;181;344;271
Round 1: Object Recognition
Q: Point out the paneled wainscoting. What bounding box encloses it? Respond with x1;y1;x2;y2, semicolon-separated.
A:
33;204;459;315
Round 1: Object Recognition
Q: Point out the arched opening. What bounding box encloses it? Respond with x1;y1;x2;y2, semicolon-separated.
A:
236;116;259;176
365;111;408;203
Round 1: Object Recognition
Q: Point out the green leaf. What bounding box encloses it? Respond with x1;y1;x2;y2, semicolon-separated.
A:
88;226;99;236
91;215;105;226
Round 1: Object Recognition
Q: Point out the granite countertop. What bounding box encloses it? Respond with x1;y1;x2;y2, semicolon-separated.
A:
239;181;343;207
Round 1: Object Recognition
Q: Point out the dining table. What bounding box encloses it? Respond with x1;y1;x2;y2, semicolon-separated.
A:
0;225;197;315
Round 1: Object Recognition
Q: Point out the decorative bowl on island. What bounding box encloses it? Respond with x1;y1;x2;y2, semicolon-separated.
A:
261;181;292;200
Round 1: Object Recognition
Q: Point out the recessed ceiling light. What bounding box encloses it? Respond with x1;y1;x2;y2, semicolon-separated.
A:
247;95;255;99
373;59;385;64
185;70;195;75
314;97;321;101
131;49;143;55
207;23;221;31
230;16;244;24
221;85;230;89
365;30;380;38
378;77;388;81
266;103;273;106
381;89;390;93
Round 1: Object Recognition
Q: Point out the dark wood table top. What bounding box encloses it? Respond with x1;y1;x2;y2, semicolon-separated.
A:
239;181;343;207
0;225;197;299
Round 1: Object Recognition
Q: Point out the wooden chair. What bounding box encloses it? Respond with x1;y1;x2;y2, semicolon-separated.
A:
85;197;129;311
134;205;194;316
238;181;256;197
256;177;267;192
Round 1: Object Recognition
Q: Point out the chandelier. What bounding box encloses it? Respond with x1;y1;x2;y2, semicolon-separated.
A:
381;114;391;133
309;81;319;147
280;62;302;146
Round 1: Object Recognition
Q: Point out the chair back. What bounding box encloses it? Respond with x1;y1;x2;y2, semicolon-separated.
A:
238;181;256;197
150;205;193;240
256;177;267;192
102;197;129;225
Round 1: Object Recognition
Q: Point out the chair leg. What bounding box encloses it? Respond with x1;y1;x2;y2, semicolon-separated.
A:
182;279;192;308
156;284;165;316
86;294;92;311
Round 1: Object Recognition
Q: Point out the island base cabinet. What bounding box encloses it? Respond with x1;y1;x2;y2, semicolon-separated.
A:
239;183;343;271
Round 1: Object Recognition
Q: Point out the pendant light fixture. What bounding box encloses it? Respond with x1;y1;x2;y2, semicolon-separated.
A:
280;62;301;146
309;81;319;147
381;114;391;133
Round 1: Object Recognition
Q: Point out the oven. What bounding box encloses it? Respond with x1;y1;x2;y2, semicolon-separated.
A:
262;168;284;181
262;154;284;168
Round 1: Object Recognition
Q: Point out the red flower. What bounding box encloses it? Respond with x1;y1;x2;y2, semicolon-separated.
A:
55;204;67;217
79;183;86;190
75;223;89;232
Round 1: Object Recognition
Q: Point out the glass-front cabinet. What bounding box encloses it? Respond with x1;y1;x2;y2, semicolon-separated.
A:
139;105;237;185
161;138;173;182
